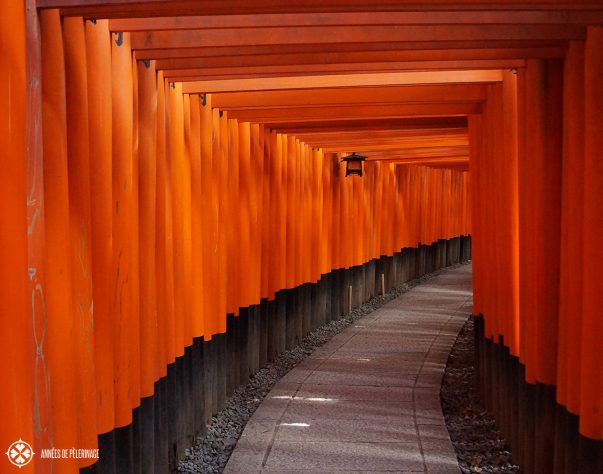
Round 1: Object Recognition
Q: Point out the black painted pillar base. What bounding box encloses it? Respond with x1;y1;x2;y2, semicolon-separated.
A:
474;314;603;474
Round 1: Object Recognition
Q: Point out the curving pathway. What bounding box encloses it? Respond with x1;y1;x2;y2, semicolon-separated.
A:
225;264;473;474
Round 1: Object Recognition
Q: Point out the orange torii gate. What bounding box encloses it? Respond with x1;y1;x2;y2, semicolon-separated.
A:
1;1;602;473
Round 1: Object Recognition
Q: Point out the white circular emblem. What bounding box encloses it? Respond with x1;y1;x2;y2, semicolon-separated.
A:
5;439;35;468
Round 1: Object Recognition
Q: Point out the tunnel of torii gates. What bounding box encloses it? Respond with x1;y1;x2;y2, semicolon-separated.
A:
1;0;603;473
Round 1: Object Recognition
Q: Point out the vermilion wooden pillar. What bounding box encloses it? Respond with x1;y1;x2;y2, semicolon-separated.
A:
284;135;296;287
481;84;501;340
0;2;34;473
372;161;382;260
557;40;585;421
468;113;484;316
136;57;159;474
384;162;393;259
199;93;216;337
225;117;239;316
253;124;263;301
519;59;562;387
211;104;223;334
553;42;585;474
295;138;304;283
63;16;99;461
184;99;199;328
301;143;311;281
111;29;135;427
85;18;120;474
85;18;116;437
168;82;192;352
130;49;142;410
155;73;176;368
518;58;563;474
321;150;333;277
188;93;204;337
339;152;349;269
251;124;264;301
264;130;276;299
331;153;342;269
137;58;159;397
358;155;368;265
581;25;603;443
312;147;324;282
25;0;52;470
501;71;520;356
238;121;252;307
40;9;80;472
273;132;286;297
217;110;229;333
260;127;272;299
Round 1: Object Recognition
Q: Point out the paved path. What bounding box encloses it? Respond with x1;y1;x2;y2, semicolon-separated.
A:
225;264;473;474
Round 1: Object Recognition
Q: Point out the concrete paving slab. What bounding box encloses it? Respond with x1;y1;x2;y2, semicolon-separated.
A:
280;399;415;422
239;420;278;441
273;417;420;443
252;398;292;421
293;384;415;402
225;264;472;473
417;424;453;442
318;353;427;366
261;470;425;474
264;441;425;471
223;438;266;473
304;371;418;387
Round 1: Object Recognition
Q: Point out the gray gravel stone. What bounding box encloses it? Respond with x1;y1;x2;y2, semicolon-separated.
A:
441;317;520;473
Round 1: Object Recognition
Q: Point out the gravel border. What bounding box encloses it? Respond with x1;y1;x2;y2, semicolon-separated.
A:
178;266;457;473
441;316;520;474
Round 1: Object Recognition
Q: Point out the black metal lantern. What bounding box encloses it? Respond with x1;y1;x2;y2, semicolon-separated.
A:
341;152;366;177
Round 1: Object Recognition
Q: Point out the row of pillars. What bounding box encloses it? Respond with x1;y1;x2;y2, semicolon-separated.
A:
0;9;472;474
470;25;603;471
86;237;470;473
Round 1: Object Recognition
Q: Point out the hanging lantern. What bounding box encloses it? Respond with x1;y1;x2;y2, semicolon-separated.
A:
341;152;366;177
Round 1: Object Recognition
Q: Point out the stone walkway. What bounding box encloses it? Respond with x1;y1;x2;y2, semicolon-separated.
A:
225;264;473;474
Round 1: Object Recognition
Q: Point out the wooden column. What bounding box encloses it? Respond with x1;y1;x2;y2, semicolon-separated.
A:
0;2;34;472
168;82;192;351
226;117;239;315
85;17;115;436
25;0;51;470
155;73;176;369
580;25;603;442
260;126;272;300
199;94;216;338
40;9;80;471
518;59;562;387
63;16;99;461
217;110;229;333
137;58;159;395
557;40;585;419
468;113;484;316
188;93;204;338
501;70;520;356
237;121;251;307
111;29;136;425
